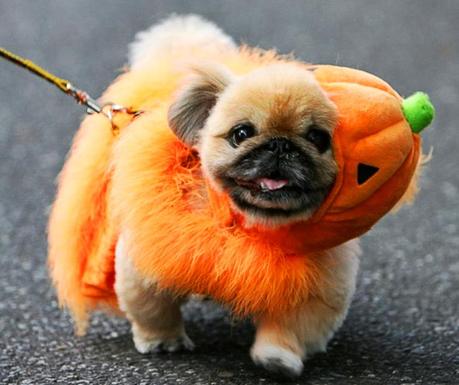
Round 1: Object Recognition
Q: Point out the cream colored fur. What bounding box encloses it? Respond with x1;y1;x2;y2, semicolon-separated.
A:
129;14;236;70
115;236;194;353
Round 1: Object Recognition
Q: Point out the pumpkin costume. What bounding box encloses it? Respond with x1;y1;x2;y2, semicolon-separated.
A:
47;48;434;333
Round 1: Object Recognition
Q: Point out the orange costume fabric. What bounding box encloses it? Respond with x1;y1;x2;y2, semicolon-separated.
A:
48;49;422;332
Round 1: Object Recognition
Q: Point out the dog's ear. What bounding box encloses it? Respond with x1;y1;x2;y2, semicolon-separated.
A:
168;63;233;146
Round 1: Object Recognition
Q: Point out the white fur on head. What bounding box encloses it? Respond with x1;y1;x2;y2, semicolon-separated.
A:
129;14;237;70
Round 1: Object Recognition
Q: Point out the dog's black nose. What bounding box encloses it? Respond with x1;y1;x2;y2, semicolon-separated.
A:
267;138;294;153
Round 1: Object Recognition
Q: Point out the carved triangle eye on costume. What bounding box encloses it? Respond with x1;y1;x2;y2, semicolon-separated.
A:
357;163;379;185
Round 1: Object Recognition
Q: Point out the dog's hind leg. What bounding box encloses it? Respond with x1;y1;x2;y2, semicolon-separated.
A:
114;236;194;354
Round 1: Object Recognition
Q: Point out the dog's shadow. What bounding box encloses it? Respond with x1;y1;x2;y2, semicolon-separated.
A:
80;300;414;384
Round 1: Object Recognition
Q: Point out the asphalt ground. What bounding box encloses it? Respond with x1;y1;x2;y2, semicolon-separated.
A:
0;1;458;384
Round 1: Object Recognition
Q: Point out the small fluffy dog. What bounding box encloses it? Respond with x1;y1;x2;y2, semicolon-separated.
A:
49;15;422;378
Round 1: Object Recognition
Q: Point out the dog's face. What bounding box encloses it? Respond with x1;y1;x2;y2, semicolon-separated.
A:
169;63;338;225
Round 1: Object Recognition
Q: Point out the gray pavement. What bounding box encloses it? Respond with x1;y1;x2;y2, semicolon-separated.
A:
0;1;458;384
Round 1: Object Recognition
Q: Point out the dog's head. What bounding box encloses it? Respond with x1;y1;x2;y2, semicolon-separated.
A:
169;62;338;225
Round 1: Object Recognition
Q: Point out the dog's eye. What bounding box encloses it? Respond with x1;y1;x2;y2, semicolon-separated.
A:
305;127;331;153
229;123;255;147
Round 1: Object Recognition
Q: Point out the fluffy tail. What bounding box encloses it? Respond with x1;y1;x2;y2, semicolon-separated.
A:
128;14;237;70
48;114;118;335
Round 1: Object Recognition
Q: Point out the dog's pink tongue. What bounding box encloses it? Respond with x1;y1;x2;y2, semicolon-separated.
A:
257;178;288;191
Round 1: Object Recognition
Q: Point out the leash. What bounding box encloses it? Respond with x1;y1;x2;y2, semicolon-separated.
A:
0;47;142;134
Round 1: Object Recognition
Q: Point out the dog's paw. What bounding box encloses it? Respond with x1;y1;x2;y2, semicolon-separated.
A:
251;343;303;378
134;333;195;354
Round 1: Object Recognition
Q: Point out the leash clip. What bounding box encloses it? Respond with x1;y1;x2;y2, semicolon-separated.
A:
67;83;142;135
87;101;143;135
66;84;143;135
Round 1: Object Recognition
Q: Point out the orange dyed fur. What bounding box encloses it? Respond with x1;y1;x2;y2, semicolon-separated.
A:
48;48;421;333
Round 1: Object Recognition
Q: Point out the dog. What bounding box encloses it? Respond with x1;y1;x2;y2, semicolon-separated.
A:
120;17;357;378
49;15;424;378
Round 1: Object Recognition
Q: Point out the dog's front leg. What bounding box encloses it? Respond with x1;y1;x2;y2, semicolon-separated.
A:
114;236;194;354
250;241;360;377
